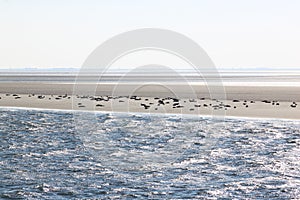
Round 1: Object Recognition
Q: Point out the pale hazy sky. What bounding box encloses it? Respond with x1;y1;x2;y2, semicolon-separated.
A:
0;0;299;69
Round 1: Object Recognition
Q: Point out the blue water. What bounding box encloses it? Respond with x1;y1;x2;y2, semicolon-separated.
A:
1;108;300;199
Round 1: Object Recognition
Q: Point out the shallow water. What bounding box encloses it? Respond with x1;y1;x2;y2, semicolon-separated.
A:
1;70;300;86
1;108;300;199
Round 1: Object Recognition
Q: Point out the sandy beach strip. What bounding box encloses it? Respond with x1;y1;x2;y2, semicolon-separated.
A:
0;83;299;119
0;82;300;101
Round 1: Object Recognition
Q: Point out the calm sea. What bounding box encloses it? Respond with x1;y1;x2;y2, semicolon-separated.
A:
1;69;300;86
1;108;300;199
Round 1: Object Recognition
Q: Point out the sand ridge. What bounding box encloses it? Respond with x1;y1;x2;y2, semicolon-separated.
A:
0;93;299;119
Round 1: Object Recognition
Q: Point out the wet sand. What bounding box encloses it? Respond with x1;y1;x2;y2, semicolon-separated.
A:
0;83;299;119
0;82;300;101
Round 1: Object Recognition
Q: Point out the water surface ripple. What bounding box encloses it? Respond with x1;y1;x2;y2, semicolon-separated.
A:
0;109;299;199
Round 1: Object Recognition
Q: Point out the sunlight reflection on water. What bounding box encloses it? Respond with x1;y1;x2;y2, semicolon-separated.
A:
0;108;299;199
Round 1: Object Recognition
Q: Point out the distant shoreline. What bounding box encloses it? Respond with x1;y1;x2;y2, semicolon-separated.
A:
0;82;300;101
0;82;299;119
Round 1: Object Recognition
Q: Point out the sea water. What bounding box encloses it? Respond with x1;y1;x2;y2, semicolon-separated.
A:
1;108;300;199
1;69;300;87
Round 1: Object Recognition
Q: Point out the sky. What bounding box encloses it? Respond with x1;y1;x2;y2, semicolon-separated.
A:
0;0;300;69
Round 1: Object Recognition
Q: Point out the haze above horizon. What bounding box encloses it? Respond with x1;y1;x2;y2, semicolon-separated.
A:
0;0;300;69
